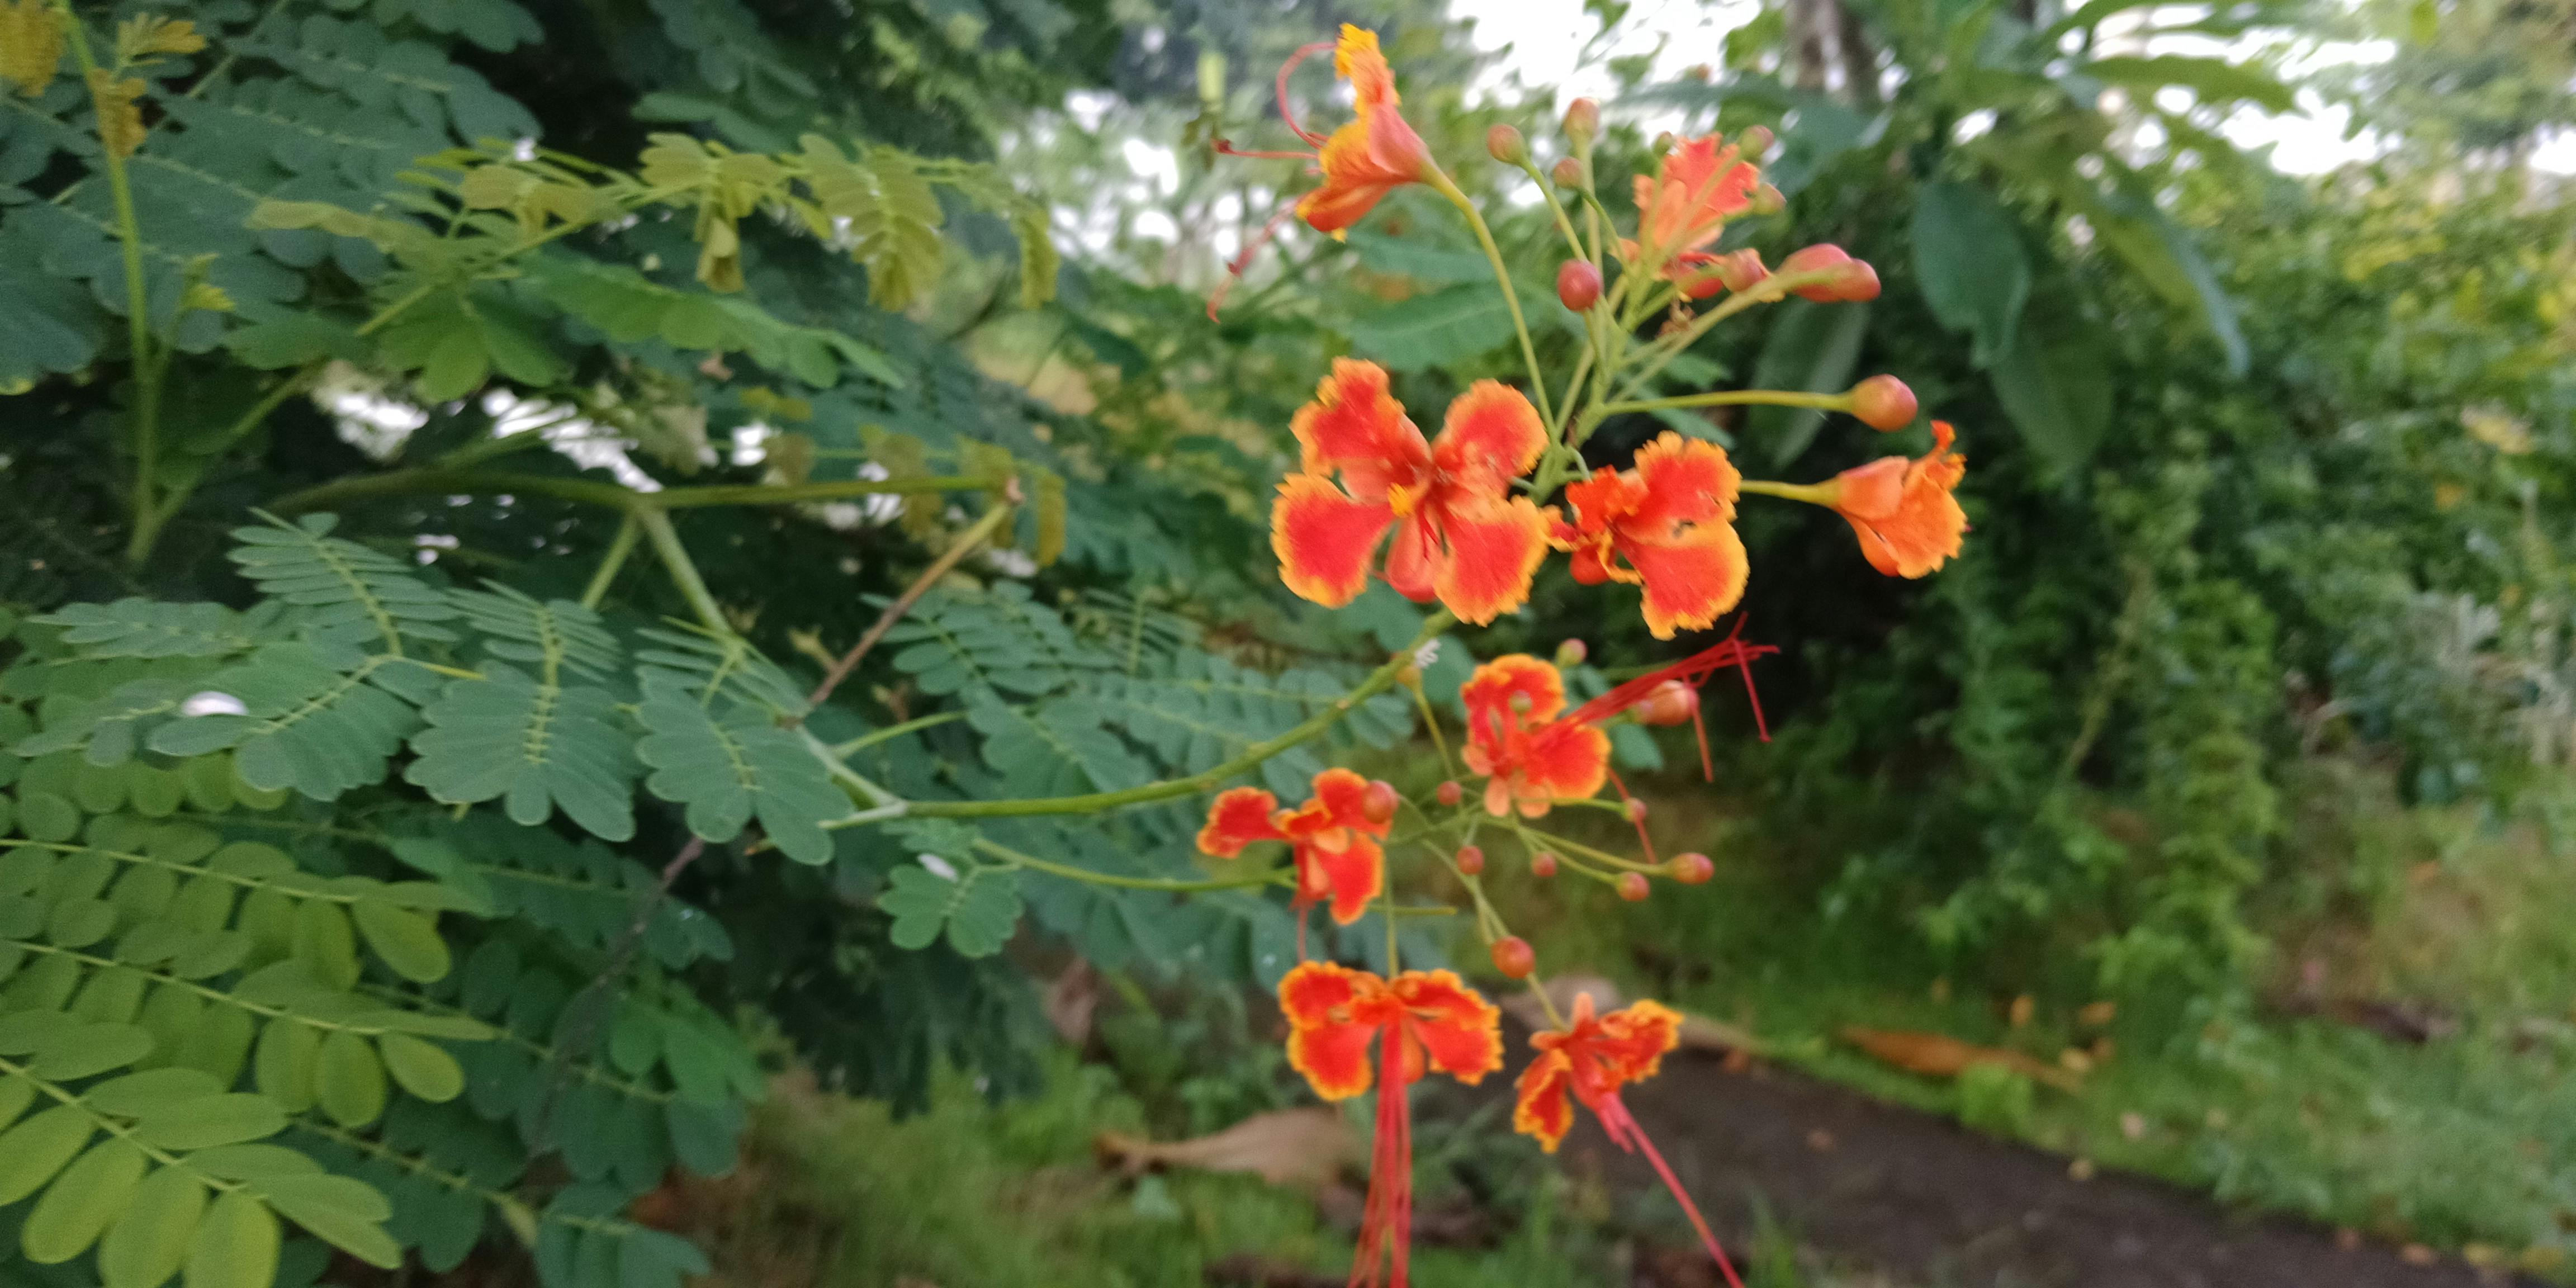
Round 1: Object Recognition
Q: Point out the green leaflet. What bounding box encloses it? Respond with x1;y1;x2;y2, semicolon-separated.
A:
799;136;943;310
144;645;427;801
633;673;846;863
224;514;460;653
877;860;1021;958
519;254;903;388
404;665;639;841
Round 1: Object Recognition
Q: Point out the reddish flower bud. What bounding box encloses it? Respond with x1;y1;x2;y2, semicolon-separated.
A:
1550;156;1587;188
1711;248;1768;292
1554;638;1589;668
1491;935;1536;978
1530;850;1559;879
1616;872;1652;902
1624;798;1649;823
1436;779;1464;807
1456;844;1485;875
1486;124;1528;165
1562;97;1600;144
1361;779;1400;825
1670;851;1715;884
1781;244;1879;302
1850;375;1918;431
1556;261;1602;312
1631;680;1700;727
1738;125;1775;157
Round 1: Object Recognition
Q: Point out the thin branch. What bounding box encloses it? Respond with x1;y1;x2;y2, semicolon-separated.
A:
808;493;1018;711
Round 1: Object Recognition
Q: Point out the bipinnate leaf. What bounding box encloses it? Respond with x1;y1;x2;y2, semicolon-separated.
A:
634;673;847;864
404;666;637;841
877;861;1021;958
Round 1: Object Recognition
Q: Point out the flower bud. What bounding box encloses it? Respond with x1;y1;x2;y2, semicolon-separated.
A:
1748;182;1786;216
1562;97;1600;144
1616;872;1652;902
1456;844;1485;875
1780;244;1880;302
1553;638;1589;669
1550;156;1586;189
1530;850;1559;878
1491;935;1536;979
1710;248;1768;293
1651;130;1676;155
1669;852;1714;884
1623;798;1648;823
1555;261;1602;312
1486;124;1528;165
1849;375;1917;431
1436;779;1464;807
1737;125;1775;157
1631;680;1699;727
1361;779;1400;825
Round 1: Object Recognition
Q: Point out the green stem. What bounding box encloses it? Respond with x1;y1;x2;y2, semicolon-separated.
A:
1597;389;1853;418
976;837;1285;892
1426;167;1553;425
1736;478;1838;505
138;366;317;547
1605;268;1847;409
54;4;162;567
267;468;1000;517
634;508;726;633
892;615;1453;821
581;512;640;609
832;709;967;757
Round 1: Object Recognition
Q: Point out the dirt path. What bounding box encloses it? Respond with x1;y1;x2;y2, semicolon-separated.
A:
1566;1048;2533;1288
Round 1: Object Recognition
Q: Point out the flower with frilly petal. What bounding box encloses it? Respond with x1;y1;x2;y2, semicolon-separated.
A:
1459;655;1610;818
1548;433;1747;640
1197;768;1389;926
1272;359;1552;624
1824;420;1967;577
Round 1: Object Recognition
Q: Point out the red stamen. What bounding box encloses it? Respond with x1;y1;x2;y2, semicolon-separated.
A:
1562;617;1778;729
1211;140;1317;161
1208;197;1305;320
1275;40;1336;145
1351;1027;1415;1287
1599;1093;1745;1288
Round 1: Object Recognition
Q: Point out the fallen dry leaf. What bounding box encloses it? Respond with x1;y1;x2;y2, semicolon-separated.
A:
1836;1026;2081;1091
1094;1107;1358;1190
1043;960;1097;1046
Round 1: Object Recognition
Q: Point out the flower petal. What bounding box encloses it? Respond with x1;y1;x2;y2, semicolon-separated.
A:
1627;433;1738;533
1624;521;1748;640
1197;787;1284;857
1431;495;1551;625
1513;1050;1578;1152
1461;655;1568;743
1518;721;1611;804
1273;473;1395;607
1279;962;1380;1101
1309;767;1385;836
1383;514;1438;603
1333;24;1396;110
1288;359;1420;481
1590;1000;1684;1088
1561;467;1644;537
1432;381;1548;487
1309;832;1385;926
1391;969;1503;1085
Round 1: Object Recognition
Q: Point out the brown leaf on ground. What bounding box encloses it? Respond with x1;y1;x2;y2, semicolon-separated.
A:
1044;960;1097;1046
1837;1026;2081;1091
1093;1107;1357;1189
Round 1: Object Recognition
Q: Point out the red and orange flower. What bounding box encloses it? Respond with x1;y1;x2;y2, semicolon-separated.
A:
1513;992;1746;1288
1272;359;1552;625
1294;26;1428;234
1197;768;1390;926
1459;655;1610;817
1822;420;1968;577
1280;961;1501;1287
1548;432;1748;640
1632;133;1760;262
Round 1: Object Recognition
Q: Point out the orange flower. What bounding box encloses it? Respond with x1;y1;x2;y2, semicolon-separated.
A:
1459;655;1609;817
1198;768;1389;926
1548;433;1748;640
1512;993;1746;1288
1279;961;1501;1288
1512;993;1683;1152
1271;360;1552;624
1824;420;1968;577
1294;26;1429;234
1632;133;1760;261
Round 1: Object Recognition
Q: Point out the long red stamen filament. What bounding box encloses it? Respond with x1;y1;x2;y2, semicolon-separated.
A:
1275;40;1335;145
1351;1029;1414;1287
1208;197;1305;320
1599;1093;1745;1288
1605;766;1660;864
